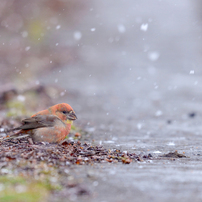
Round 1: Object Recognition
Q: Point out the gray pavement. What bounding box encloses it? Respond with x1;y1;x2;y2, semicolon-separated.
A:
42;1;202;201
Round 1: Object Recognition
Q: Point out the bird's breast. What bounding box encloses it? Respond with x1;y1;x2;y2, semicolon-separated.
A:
32;119;71;143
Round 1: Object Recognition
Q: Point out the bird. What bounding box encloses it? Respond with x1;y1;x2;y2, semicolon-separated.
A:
0;103;77;143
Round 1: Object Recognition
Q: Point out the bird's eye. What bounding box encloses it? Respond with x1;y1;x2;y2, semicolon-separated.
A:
62;111;67;114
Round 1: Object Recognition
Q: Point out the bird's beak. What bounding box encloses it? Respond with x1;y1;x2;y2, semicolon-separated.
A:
67;112;77;120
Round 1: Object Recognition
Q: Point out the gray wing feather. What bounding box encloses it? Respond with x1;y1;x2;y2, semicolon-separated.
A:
19;115;61;130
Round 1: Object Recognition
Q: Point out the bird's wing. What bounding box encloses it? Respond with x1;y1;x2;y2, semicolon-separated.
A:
0;115;63;141
19;115;62;130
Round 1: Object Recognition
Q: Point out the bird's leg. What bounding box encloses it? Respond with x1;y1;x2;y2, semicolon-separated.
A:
28;138;34;145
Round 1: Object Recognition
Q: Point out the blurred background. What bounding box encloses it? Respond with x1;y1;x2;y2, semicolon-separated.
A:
0;0;202;119
0;0;202;138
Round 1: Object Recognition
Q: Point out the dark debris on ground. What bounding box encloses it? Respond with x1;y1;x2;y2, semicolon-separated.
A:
0;138;149;168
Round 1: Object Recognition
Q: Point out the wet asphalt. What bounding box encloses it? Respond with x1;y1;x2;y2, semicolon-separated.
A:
42;1;202;201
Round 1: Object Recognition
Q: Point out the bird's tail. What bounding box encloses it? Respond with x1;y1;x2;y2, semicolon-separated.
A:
0;129;29;142
0;134;30;141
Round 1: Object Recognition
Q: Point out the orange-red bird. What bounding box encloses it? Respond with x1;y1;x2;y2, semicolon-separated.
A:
1;103;77;143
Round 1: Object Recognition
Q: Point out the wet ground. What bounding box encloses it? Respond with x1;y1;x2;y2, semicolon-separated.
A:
36;1;202;201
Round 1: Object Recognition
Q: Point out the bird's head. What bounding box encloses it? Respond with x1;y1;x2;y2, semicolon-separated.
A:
51;103;77;124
